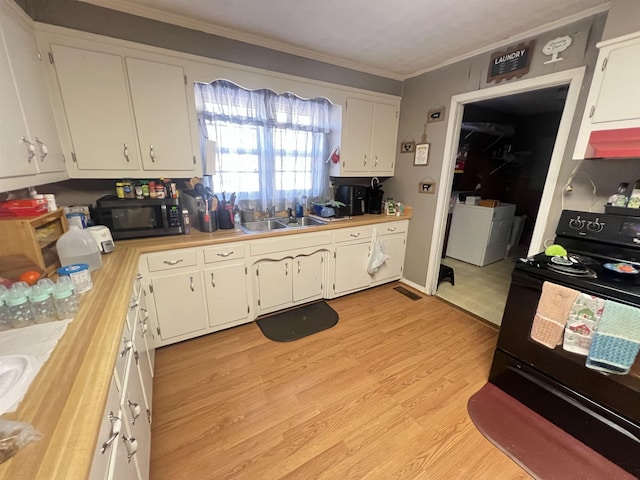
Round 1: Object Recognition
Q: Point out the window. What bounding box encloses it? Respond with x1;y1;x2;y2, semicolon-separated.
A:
195;80;332;211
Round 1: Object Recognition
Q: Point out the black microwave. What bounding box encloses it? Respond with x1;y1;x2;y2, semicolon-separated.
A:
94;195;183;240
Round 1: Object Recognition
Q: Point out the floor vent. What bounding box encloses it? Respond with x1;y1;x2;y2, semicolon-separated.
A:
393;286;422;301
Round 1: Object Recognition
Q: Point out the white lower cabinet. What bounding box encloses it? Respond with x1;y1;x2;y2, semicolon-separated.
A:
149;270;207;342
333;221;408;296
91;275;154;480
255;251;325;315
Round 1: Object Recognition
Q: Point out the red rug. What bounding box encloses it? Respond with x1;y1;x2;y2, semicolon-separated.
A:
467;383;635;479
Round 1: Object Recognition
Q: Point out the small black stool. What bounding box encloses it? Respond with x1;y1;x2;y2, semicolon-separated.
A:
438;264;455;287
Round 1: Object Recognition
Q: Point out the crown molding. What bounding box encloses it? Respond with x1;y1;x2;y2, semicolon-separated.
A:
76;0;405;81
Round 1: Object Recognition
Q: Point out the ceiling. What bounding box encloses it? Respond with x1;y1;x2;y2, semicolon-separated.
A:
80;0;610;80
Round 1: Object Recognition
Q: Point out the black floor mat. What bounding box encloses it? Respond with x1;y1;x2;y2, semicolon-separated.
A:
393;286;422;300
256;301;339;342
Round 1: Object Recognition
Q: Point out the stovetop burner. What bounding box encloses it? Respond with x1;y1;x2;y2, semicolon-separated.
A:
546;263;597;278
527;253;598;278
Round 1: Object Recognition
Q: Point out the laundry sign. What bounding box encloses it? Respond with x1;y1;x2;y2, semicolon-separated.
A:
487;41;535;83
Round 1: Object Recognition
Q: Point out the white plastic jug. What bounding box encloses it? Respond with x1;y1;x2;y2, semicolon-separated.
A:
56;225;102;272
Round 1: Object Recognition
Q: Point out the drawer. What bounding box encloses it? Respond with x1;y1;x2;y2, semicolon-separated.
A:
203;243;246;263
334;226;373;243
146;249;198;272
250;231;332;256
377;221;408;236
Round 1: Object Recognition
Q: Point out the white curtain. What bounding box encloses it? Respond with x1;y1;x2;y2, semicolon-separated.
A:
195;80;332;212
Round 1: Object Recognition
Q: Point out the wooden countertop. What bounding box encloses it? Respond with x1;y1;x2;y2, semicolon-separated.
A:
0;214;410;479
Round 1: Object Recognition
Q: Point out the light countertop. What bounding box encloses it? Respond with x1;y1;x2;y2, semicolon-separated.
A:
0;213;410;479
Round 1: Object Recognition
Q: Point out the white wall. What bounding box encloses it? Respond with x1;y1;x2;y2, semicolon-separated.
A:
388;14;609;288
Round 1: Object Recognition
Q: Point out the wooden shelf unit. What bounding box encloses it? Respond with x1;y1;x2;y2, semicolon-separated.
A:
0;208;68;276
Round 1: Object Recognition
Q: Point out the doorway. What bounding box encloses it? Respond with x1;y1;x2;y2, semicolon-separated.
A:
426;68;586;325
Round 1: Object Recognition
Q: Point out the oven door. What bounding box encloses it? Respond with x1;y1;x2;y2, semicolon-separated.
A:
491;266;640;473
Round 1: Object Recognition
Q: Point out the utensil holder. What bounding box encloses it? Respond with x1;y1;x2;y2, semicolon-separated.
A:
198;210;218;232
217;208;234;230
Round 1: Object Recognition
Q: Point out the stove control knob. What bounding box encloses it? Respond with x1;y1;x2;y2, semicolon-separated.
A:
569;217;585;230
587;219;605;232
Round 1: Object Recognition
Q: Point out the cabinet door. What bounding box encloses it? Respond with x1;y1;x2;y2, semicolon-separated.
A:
52;44;140;171
334;242;371;295
371;234;405;283
257;259;292;311
123;360;150;480
204;262;250;327
293;252;324;302
371;102;398;174
137;287;155;375
126;58;194;172
1;6;65;174
0;16;35;178
149;270;207;341
342;98;372;172
107;408;141;480
89;377;120;480
592;42;640;124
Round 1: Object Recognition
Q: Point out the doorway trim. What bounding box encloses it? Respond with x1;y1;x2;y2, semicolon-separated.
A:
425;67;586;295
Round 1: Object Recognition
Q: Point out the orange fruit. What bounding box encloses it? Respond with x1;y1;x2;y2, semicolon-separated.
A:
19;270;41;286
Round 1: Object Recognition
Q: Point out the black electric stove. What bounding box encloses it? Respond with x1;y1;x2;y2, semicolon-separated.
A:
490;210;640;476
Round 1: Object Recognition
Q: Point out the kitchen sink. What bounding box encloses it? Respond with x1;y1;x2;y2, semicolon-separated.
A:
239;216;328;233
240;219;288;233
285;216;328;227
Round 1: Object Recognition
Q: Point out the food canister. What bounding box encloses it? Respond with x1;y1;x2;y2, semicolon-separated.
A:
57;263;93;293
65;212;86;229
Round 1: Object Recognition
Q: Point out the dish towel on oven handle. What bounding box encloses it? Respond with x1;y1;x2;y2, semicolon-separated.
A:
530;282;580;349
562;293;605;355
586;300;640;375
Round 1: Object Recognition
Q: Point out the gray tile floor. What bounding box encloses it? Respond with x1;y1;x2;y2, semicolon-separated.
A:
436;247;526;326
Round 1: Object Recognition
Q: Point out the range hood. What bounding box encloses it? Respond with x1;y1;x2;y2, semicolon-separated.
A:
585;127;640;159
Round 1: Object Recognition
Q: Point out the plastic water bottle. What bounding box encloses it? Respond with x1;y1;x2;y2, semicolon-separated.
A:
56;225;102;272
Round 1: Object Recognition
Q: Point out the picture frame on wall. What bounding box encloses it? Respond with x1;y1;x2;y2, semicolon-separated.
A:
414;143;430;166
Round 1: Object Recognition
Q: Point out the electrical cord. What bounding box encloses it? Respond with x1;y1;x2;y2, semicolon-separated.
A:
560;160;597;212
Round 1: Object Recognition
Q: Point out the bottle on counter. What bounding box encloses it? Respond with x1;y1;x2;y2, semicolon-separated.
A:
6;286;34;328
0;285;10;331
56;225;102;272
29;283;57;324
53;280;79;320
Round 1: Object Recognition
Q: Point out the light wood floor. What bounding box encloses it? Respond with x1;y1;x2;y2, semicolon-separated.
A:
150;282;528;479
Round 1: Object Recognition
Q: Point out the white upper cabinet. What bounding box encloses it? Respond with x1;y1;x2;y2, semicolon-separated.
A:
331;97;399;177
125;58;195;172
52;44;141;172
573;34;640;159
48;44;199;178
0;2;66;190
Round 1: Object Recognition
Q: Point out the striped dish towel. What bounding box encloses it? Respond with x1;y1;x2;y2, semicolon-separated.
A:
586;300;640;375
530;282;580;349
563;293;605;356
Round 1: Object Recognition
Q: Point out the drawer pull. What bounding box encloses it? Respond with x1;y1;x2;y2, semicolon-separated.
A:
123;435;138;462
216;251;234;257
136;273;143;280
128;399;141;424
387;227;397;232
129;300;139;309
350;232;361;238
163;259;184;265
120;339;133;357
101;412;121;453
